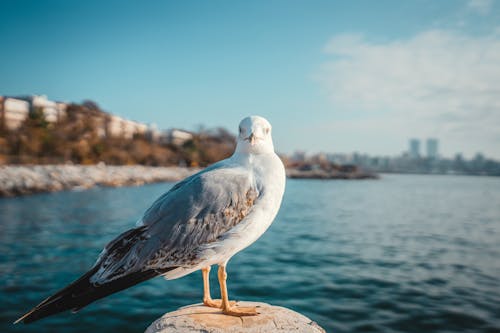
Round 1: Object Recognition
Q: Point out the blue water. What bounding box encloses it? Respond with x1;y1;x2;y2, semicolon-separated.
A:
1;174;500;333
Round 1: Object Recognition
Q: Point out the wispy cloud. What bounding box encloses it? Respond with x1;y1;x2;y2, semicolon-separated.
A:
467;0;493;15
318;29;500;157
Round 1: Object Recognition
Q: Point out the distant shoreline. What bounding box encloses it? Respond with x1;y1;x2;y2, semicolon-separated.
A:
0;164;199;197
0;164;379;198
286;168;378;180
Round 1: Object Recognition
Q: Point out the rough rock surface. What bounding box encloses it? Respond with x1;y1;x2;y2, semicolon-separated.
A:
144;302;325;333
0;164;199;197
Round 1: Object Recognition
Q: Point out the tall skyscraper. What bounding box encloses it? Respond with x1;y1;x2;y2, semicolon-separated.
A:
426;138;438;159
409;139;420;158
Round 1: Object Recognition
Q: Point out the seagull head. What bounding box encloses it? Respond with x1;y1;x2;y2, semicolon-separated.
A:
235;115;274;154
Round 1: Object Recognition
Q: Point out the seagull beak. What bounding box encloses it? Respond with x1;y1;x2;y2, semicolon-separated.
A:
248;133;257;146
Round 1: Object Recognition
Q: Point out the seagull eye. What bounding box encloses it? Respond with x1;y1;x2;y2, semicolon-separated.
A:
265;128;270;135
239;127;243;135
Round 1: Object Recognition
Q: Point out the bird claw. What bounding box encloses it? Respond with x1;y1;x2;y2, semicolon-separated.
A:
203;299;236;308
222;306;259;316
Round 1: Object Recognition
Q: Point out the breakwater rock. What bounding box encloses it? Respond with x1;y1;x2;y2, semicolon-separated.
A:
0;164;199;197
145;302;325;333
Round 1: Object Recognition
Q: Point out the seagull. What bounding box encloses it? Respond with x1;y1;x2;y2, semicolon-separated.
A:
15;115;286;323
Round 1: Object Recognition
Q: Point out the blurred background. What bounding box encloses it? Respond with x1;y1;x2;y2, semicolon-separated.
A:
1;1;500;332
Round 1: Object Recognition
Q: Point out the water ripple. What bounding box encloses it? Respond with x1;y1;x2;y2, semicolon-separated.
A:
1;175;500;332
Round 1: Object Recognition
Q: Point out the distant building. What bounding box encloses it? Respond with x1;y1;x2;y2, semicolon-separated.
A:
0;97;30;129
409;139;420;158
31;95;67;123
0;95;67;129
146;123;161;142
123;119;148;139
426;138;438;159
161;129;194;146
474;153;484;163
291;151;307;162
107;114;148;139
472;153;485;169
1;94;159;143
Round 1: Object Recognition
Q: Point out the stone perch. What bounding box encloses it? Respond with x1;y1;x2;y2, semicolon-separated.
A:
145;301;325;333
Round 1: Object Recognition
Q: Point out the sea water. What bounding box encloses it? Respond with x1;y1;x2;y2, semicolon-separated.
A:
1;174;499;332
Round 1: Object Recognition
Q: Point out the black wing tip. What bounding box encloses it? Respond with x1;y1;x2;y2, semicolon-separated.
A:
14;305;52;324
12;226;174;325
13;311;33;324
12;267;170;325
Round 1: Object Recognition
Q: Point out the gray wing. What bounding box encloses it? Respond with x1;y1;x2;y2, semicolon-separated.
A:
90;164;259;284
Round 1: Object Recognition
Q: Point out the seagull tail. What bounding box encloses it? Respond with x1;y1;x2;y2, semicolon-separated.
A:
14;266;169;324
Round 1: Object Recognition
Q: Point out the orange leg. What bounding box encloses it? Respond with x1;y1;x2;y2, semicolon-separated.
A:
202;266;221;308
217;264;258;316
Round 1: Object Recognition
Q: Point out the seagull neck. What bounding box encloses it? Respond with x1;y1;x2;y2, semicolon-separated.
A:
232;151;273;164
234;141;274;155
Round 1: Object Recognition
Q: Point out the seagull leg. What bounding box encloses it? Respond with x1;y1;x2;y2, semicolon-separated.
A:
218;264;258;316
202;266;221;308
202;266;236;308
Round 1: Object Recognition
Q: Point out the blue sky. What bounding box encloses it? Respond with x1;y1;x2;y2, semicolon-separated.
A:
1;0;499;158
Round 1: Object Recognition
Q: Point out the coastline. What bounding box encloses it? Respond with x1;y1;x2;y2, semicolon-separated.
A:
0;164;199;197
0;164;378;198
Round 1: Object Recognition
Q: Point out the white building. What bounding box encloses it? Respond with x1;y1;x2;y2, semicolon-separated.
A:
1;95;153;141
107;114;149;139
146;123;161;142
162;129;194;146
1;95;68;129
31;95;67;123
1;97;30;129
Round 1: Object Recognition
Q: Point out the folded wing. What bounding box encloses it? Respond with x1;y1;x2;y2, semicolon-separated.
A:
16;164;259;324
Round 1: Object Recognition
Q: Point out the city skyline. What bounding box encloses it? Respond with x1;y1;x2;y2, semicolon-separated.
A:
1;1;499;159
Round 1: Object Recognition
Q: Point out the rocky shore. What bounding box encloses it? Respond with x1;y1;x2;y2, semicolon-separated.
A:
0;164;199;197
